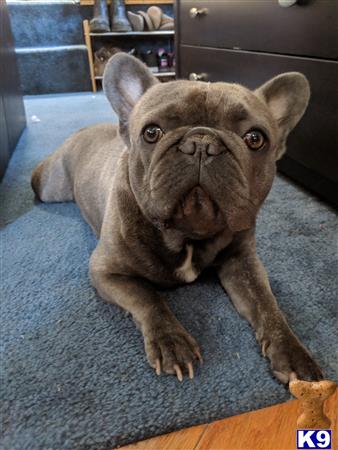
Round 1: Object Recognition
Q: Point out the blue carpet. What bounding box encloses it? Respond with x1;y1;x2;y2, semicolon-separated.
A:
1;93;337;450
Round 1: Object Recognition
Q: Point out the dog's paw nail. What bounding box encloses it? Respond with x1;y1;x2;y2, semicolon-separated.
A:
187;361;194;379
261;340;270;357
174;364;183;382
289;371;298;382
195;349;203;364
273;370;290;384
155;358;161;376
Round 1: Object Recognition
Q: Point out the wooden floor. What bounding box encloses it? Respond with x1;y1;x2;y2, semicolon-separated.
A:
121;389;337;450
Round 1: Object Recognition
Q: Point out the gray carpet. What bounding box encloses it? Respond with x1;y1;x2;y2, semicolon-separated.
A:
1;93;337;450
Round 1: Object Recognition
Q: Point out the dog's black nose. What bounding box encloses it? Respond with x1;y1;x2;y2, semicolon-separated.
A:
178;127;226;157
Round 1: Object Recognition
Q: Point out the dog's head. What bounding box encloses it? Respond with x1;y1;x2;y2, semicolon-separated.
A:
103;54;310;238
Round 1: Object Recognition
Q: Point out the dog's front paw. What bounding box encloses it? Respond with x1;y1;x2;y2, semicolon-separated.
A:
144;325;202;381
263;335;323;384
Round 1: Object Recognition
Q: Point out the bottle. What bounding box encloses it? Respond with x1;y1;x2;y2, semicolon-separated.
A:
157;48;168;72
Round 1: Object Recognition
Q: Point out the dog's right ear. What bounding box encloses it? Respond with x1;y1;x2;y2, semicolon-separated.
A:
103;53;158;144
255;72;310;160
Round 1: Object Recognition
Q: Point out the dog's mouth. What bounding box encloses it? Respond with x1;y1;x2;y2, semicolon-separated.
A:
163;185;225;238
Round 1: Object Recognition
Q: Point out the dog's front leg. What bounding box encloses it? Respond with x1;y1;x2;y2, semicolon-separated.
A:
90;261;201;380
217;231;323;384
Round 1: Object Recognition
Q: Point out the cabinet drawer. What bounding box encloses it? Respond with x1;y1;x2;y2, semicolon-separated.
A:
178;45;338;184
178;0;338;60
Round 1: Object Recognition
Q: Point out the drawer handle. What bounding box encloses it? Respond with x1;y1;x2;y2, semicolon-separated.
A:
278;0;298;6
189;7;208;18
189;72;208;81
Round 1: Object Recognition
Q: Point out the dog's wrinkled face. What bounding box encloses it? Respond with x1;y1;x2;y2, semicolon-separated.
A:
103;54;310;238
128;81;277;237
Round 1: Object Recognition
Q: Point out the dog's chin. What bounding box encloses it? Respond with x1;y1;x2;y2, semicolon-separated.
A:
155;185;226;239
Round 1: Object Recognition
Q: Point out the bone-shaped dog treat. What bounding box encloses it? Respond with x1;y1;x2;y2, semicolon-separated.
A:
289;379;337;429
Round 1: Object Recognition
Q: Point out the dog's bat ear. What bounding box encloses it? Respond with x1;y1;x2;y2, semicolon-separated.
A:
103;53;158;143
255;72;310;159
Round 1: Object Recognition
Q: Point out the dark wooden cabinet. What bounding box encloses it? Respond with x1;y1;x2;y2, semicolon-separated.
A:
176;0;338;207
0;0;26;181
179;0;338;60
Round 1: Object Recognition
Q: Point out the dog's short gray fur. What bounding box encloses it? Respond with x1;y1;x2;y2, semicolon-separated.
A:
32;54;323;383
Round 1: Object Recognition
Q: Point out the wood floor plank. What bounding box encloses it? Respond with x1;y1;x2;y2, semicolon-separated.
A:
197;390;337;450
119;389;337;450
196;401;299;450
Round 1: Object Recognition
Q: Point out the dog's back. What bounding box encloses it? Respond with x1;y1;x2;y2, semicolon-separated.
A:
31;123;125;235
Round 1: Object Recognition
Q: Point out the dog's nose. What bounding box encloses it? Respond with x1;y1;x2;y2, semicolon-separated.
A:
178;127;226;157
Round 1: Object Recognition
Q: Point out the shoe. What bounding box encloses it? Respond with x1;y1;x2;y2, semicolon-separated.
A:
110;0;132;32
159;13;174;30
90;0;110;33
147;6;162;30
142;50;158;73
138;10;154;31
94;47;111;76
94;46;121;76
128;48;142;60
161;13;174;25
127;11;144;31
159;22;174;31
109;46;123;57
167;52;175;68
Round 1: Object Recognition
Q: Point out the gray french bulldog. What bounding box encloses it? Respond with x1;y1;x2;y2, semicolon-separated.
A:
32;53;323;383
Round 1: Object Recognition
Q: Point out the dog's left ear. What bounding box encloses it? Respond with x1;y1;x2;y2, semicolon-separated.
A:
255;72;310;159
103;53;159;144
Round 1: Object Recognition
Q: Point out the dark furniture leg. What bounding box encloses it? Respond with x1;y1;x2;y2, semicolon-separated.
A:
0;0;26;181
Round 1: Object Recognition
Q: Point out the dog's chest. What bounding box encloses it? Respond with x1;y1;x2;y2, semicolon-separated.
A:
173;231;233;283
175;245;198;283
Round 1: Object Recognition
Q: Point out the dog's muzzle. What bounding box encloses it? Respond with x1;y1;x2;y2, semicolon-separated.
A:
168;185;225;238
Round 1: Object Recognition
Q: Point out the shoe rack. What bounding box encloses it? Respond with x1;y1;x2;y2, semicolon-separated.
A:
83;20;175;92
82;1;175;91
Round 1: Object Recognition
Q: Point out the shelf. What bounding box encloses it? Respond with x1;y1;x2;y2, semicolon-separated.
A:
81;0;173;5
90;30;174;37
95;71;175;80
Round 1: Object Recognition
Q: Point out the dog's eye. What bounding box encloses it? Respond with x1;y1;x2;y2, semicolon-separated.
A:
143;125;163;144
243;130;266;150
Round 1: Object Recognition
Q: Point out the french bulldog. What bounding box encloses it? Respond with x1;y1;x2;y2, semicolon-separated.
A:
31;53;323;383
